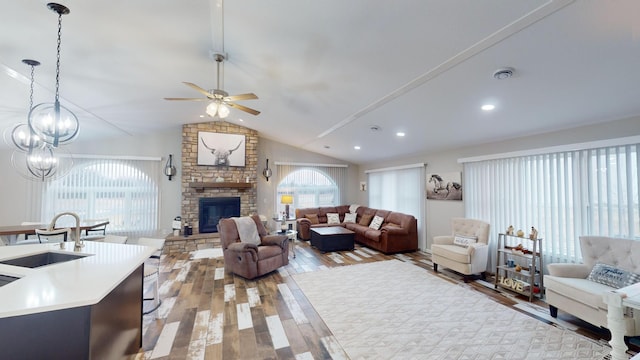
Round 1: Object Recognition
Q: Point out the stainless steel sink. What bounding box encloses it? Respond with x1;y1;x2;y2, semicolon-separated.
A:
0;251;88;268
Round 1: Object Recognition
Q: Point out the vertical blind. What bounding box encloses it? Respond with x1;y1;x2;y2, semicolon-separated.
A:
275;162;347;215
42;157;161;237
367;164;425;248
463;143;639;269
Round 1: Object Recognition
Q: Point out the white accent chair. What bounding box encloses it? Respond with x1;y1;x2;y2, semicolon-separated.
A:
431;218;491;282
545;236;640;336
138;237;166;318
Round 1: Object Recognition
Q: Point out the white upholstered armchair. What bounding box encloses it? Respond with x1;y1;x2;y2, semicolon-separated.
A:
431;218;490;282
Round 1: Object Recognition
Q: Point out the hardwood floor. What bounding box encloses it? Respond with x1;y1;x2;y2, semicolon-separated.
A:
136;238;626;359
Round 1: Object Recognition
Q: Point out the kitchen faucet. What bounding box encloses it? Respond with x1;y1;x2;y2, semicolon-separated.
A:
48;212;83;250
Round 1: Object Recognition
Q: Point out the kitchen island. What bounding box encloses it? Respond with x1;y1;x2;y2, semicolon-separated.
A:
0;241;156;360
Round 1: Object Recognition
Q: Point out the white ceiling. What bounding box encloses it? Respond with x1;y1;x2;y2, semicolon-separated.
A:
1;1;639;164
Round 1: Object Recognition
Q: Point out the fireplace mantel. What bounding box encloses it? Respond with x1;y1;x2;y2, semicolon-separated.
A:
189;182;252;192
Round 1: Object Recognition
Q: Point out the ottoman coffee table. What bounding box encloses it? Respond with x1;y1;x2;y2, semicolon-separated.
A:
310;227;355;252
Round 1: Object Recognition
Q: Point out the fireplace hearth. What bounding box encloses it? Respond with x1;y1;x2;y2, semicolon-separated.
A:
199;197;241;233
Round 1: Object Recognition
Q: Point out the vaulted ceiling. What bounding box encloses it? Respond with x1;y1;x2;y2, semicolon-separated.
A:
1;1;639;164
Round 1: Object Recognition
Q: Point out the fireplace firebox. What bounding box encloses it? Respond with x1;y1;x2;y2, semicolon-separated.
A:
199;197;241;233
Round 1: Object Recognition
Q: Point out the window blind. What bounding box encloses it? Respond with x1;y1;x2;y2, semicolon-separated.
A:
42;157;161;237
463;143;639;269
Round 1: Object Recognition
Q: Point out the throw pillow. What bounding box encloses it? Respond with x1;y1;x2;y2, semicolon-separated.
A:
305;214;320;224
369;215;384;230
359;214;373;226
453;234;478;248
327;213;340;225
587;263;640;288
343;213;357;223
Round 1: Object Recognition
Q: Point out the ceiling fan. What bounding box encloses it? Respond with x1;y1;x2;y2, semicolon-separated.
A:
164;52;260;118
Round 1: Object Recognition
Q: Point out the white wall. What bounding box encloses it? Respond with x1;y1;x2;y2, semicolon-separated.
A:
358;115;640;252
0;126;183;234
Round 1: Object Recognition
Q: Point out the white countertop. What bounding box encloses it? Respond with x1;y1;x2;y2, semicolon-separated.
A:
0;241;156;318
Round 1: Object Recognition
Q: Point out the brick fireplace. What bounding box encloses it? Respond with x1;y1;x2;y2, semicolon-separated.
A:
181;121;258;235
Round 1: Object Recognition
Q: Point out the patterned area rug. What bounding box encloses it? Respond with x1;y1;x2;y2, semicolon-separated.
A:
292;260;609;359
189;248;223;259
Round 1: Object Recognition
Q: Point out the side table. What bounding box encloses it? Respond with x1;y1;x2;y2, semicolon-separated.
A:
272;217;297;232
603;283;640;360
272;230;297;258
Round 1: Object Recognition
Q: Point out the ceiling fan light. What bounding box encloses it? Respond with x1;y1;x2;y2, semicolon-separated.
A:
206;102;219;117
218;104;230;118
206;101;230;118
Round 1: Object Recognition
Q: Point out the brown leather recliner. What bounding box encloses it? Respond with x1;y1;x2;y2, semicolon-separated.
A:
219;215;289;279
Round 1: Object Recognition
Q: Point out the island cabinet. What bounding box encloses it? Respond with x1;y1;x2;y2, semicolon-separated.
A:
0;242;155;360
494;233;544;302
0;265;143;359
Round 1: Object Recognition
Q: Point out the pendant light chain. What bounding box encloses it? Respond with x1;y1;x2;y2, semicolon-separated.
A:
54;11;63;104
28;63;35;110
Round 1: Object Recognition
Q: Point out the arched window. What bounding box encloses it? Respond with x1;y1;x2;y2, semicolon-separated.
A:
42;157;160;236
275;167;342;217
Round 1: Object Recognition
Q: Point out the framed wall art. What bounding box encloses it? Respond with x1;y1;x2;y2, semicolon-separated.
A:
197;131;246;167
426;172;462;200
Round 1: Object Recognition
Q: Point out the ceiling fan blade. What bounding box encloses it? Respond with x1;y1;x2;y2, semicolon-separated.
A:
164;97;209;101
227;102;261;116
183;82;214;99
225;93;258;101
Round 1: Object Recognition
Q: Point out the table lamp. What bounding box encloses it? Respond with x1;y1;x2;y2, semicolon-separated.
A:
281;194;293;219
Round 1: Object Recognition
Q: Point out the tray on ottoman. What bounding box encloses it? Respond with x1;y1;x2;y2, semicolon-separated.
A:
310;227;355;252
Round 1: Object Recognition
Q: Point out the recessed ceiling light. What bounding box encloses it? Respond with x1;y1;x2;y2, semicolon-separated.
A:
396;132;405;137
481;104;495;111
199;115;205;118
354;146;361;150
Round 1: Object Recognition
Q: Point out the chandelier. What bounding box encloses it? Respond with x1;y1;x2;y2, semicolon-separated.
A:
28;3;79;148
6;59;73;182
9;60;43;152
11;144;72;182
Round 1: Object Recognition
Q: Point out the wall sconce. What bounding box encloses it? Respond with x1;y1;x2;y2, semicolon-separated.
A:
262;158;272;181
164;154;177;180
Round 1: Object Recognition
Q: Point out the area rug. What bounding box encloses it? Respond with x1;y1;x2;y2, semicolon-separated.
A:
190;248;223;259
292;260;609;359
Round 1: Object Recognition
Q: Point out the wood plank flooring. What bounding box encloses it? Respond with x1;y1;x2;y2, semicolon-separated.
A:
135;238;630;359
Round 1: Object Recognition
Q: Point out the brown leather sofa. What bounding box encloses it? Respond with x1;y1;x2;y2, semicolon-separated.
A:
295;205;418;254
219;215;289;279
